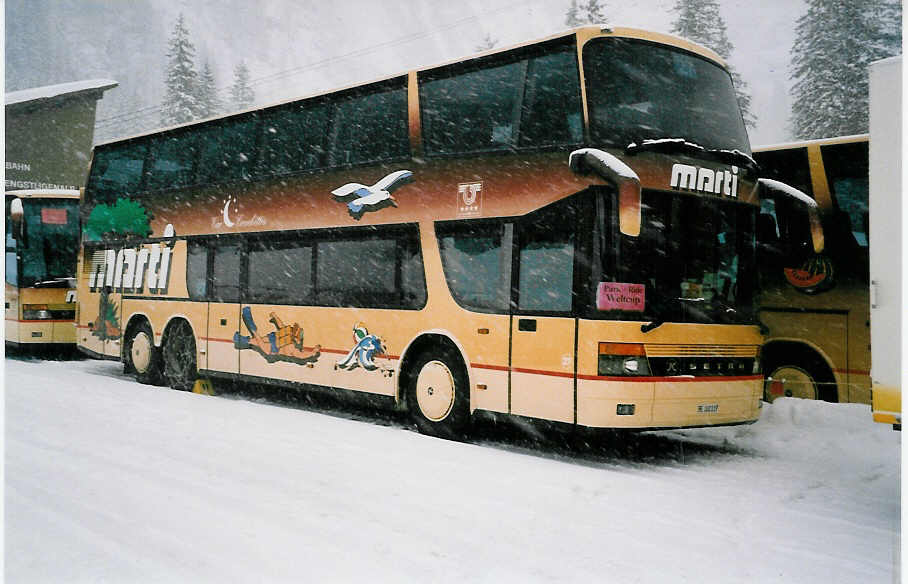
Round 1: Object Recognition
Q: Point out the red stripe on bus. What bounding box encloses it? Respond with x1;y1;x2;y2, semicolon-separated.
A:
511;366;575;379
834;369;870;375
471;363;510;372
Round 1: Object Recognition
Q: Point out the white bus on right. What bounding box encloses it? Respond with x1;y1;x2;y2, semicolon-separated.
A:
869;55;902;430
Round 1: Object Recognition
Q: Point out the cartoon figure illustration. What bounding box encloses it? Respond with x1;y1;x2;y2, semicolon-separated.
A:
336;322;389;372
90;287;121;340
233;307;321;364
331;170;413;219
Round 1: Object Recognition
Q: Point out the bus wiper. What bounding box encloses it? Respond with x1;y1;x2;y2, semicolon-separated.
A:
626;137;705;156
626;138;759;172
640;298;676;333
641;318;664;333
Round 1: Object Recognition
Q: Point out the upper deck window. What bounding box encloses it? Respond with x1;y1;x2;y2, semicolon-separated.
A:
86;141;148;204
258;101;332;176
328;83;409;167
584;37;750;154
419;39;582;156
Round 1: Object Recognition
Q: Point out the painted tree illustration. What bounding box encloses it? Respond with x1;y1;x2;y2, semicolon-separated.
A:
84;198;152;241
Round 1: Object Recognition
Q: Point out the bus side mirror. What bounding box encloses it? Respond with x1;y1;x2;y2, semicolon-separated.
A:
569;148;642;237
757;178;825;254
9;197;26;243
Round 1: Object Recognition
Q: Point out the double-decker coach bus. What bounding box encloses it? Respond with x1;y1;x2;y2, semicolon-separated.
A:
6;189;80;349
76;26;816;438
753;135;871;404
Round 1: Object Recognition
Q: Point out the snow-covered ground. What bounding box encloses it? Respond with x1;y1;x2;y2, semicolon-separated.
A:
4;356;900;583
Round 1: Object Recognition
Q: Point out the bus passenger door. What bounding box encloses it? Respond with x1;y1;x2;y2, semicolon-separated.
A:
205;241;242;376
509;202;577;424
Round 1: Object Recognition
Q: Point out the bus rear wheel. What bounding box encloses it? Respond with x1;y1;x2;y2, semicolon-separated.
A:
406;348;469;440
765;364;819;402
125;321;163;386
163;320;197;391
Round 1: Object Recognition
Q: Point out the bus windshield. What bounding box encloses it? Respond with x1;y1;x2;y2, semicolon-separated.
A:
16;198;79;287
596;191;756;326
584;37;750;154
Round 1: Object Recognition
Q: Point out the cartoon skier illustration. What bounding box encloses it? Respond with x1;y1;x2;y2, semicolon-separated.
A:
233;307;321;364
331;170;413;219
335;322;388;372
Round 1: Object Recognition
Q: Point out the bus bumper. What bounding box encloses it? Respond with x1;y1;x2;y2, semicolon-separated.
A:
577;376;763;429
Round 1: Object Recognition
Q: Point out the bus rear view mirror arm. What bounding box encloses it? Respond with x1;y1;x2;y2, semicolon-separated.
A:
757;178;825;254
9;197;26;244
569;148;642;237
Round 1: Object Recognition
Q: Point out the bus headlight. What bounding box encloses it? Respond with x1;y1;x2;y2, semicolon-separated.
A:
22;304;52;320
598;343;652;376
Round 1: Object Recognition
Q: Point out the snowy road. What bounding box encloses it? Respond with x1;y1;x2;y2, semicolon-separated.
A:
4;356;900;583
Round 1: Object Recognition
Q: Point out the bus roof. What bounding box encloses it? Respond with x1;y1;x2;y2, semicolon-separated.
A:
754;134;869;152
95;25;726;148
6;189;80;199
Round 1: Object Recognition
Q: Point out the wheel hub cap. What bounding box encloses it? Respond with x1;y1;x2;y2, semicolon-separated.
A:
766;366;818;402
132;332;153;373
416;361;455;421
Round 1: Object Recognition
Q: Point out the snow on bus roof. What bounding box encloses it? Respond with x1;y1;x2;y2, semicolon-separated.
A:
5;79;118;106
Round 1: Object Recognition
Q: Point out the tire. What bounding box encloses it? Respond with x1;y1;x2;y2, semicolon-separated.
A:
125;321;163;385
763;349;836;403
163;320;197;391
406;347;470;440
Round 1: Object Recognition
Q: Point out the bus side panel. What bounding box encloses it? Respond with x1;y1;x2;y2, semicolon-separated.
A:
760;309;848;398
5;282;20;344
206;303;240;376
509;316;575;423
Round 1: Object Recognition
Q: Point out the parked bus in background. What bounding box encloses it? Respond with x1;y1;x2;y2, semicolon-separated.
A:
752;135;870;404
75;26;816;439
868;56;901;430
5;189;80;349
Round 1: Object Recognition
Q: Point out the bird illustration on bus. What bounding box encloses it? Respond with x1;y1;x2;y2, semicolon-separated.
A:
331;169;413;218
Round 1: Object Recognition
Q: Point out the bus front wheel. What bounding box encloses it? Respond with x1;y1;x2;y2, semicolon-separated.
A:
406;348;469;440
163;320;197;391
125;321;163;386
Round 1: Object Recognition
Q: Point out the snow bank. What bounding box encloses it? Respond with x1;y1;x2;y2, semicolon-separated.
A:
4;358;901;583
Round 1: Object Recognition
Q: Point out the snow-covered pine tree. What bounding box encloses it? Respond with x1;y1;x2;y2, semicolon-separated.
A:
565;0;608;27
670;0;756;129
790;0;902;139
197;60;221;119
161;14;201;126
565;0;582;27
229;61;255;112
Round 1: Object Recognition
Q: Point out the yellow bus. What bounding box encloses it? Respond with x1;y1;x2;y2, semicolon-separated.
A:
5;189;80;349
76;26;790;438
752;135;871;404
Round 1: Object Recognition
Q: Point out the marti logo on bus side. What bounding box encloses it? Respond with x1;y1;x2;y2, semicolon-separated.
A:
670;164;739;197
88;244;173;294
